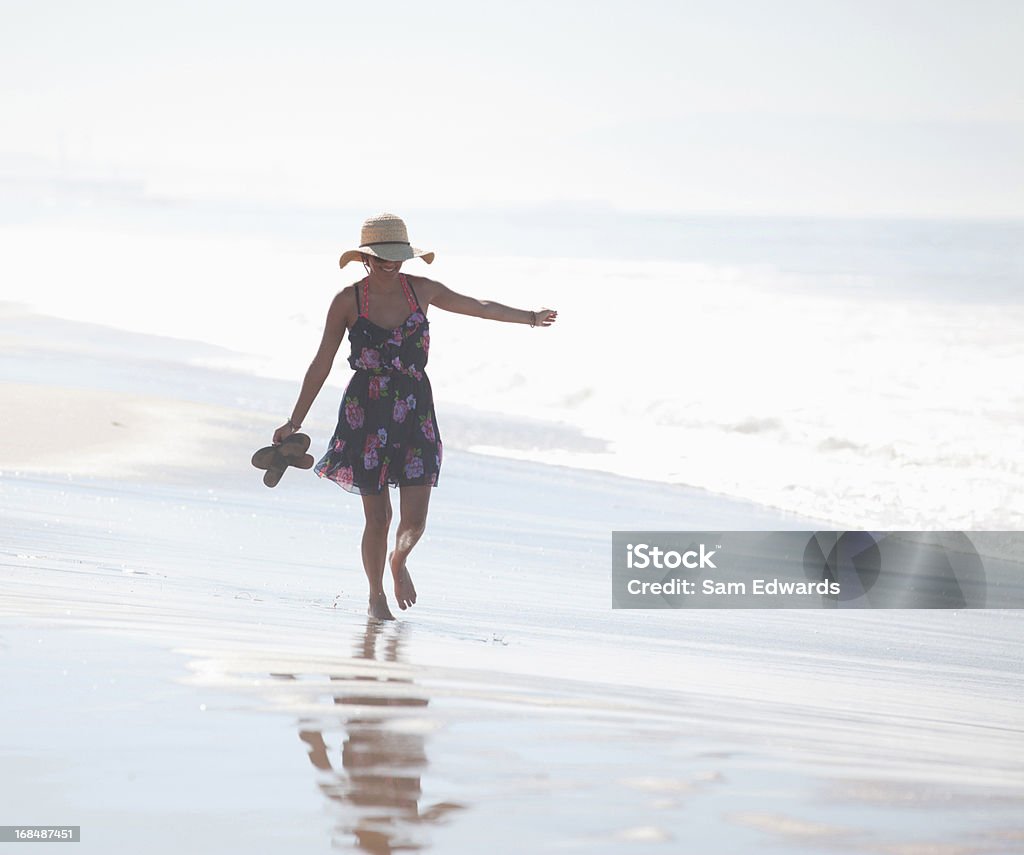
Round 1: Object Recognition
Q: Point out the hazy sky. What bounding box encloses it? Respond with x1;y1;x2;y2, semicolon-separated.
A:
3;0;1022;217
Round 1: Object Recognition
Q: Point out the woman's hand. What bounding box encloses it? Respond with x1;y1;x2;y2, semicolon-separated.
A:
534;308;558;327
272;421;298;445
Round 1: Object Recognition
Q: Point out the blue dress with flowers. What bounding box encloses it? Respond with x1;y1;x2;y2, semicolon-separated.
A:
314;274;442;495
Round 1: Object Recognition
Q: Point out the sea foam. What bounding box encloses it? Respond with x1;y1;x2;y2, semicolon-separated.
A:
3;216;1021;529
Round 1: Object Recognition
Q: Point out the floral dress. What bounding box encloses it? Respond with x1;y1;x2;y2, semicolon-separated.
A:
315;274;442;495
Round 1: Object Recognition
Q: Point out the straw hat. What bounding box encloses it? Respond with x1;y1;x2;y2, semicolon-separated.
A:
339;212;435;268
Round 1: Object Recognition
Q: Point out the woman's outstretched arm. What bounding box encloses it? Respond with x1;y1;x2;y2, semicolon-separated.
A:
417;277;557;327
272;288;355;443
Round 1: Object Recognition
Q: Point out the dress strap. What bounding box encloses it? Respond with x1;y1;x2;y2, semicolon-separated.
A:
400;274;420;312
359;278;370;318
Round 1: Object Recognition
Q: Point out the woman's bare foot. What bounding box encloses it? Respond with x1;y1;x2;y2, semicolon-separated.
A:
389;551;418;611
368;590;395;621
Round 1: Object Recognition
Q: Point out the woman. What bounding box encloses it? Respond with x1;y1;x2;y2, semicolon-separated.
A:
273;213;557;620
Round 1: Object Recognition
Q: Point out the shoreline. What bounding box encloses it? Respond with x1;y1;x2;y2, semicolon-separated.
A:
3;463;1022;853
2;302;1022;851
0;381;254;481
0;302;833;526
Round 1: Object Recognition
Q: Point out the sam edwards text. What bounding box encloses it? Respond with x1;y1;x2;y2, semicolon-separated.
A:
626;579;840;596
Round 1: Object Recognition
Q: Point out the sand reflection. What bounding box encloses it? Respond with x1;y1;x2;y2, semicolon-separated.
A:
293;621;462;853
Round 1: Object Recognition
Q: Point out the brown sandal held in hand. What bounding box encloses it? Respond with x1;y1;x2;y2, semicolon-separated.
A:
251;433;314;487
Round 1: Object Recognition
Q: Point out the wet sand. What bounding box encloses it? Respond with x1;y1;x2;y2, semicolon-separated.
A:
1;308;1022;854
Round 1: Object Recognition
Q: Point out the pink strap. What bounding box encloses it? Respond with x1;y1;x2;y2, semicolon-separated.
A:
400;274;417;312
361;275;416;319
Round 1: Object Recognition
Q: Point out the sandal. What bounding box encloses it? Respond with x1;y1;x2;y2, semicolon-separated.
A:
251;433;315;487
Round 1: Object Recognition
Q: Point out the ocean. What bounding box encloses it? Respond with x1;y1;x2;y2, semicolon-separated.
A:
3;186;1024;853
2;184;1022;529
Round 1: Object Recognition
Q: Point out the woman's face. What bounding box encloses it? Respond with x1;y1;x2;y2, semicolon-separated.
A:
363;253;403;276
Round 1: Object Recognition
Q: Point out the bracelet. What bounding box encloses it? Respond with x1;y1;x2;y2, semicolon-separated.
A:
287;418;302;430
530;311;536;328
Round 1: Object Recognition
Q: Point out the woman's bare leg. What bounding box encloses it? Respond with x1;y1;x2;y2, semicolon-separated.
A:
360;490;394;620
390;485;430;610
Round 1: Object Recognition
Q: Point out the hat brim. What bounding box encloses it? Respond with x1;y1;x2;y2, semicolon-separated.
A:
339;244;435;268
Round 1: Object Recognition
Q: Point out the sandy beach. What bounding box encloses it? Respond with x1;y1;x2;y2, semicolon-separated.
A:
1;306;1022;854
5;1;1024;848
